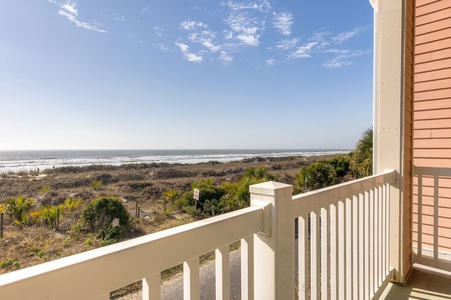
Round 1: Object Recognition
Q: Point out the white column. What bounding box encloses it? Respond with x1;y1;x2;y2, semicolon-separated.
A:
250;181;294;300
372;0;407;284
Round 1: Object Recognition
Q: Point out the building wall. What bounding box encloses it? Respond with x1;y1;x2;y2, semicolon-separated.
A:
413;0;451;261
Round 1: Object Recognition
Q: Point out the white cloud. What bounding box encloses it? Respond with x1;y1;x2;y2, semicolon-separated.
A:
202;40;221;52
322;49;350;54
266;58;275;66
219;51;233;62
180;21;207;31
323;50;366;68
154;26;165;37
176;42;203;62
223;30;233;40
113;13;126;22
49;0;107;33
323;57;352;68
155;43;169;52
141;6;150;14
222;0;271;12
61;2;77;16
275;38;298;50
273;12;293;36
225;13;264;46
289;42;318;59
332;28;362;44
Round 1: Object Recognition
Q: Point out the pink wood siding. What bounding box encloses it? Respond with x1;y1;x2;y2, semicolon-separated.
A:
413;0;451;263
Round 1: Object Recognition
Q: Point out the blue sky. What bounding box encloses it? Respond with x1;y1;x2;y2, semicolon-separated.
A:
0;0;375;150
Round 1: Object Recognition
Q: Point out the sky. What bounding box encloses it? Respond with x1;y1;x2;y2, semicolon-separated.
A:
0;0;375;150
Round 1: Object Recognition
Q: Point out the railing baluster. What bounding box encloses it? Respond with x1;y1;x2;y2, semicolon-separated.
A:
376;186;381;285
364;191;370;300
418;174;423;256
358;193;365;300
143;273;161;300
330;204;338;300
216;245;230;300
338;200;346;299
184;257;200;300
346;198;352;299
369;188;374;297
353;195;359;300
298;215;308;300
373;187;380;293
321;207;329;300
310;211;319;299
241;236;254;300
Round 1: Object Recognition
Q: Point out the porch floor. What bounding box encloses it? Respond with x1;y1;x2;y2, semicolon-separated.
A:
380;264;451;300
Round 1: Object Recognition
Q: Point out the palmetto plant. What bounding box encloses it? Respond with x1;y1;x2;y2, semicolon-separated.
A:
40;205;62;229
5;196;34;225
350;128;373;178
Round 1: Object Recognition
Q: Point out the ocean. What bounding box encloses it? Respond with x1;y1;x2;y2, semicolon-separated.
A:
0;149;350;173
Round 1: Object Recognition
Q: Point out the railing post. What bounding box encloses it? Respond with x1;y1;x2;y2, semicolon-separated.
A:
250;181;294;300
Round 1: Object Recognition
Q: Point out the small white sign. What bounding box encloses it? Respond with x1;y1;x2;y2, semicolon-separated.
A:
193;188;200;201
112;218;120;228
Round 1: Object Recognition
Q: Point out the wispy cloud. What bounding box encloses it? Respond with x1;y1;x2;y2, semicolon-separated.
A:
266;58;276;66
221;0;271;12
141;6;150;14
176;42;203;62
332;28;362;44
275;38;298;50
225;13;264;46
272;12;293;36
180;20;207;31
113;13;126;22
154;26;166;37
219;51;233;63
48;0;107;33
323;50;366;69
289;42;318;58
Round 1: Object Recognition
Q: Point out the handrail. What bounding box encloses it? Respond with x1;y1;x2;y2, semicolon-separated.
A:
0;206;264;300
291;169;395;217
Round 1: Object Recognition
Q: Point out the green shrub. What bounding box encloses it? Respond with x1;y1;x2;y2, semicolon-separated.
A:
0;259;20;270
295;161;338;193
80;197;130;243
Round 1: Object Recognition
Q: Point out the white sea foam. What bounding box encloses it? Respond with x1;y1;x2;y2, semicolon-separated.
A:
0;149;350;173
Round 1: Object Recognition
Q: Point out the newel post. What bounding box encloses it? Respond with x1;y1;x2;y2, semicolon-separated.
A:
250;181;294;300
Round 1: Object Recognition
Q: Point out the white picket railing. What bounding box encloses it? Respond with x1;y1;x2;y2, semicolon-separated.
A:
413;166;451;272
292;170;396;300
0;170;397;300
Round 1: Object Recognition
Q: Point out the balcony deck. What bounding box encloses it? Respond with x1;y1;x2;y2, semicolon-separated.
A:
381;265;451;300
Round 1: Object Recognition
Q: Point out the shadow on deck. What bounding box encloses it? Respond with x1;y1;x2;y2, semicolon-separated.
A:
381;264;451;300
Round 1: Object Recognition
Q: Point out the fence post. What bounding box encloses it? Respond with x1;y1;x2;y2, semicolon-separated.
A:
1;213;3;239
250;181;294;300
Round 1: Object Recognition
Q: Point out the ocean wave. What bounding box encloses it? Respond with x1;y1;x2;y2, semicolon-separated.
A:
0;149;350;173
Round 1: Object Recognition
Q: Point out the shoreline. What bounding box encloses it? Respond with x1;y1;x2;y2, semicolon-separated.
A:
0;150;350;174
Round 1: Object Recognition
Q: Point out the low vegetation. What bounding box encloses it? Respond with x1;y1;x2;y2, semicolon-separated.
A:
0;130;372;286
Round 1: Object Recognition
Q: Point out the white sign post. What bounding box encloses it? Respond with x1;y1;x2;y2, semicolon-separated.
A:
193;188;200;209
